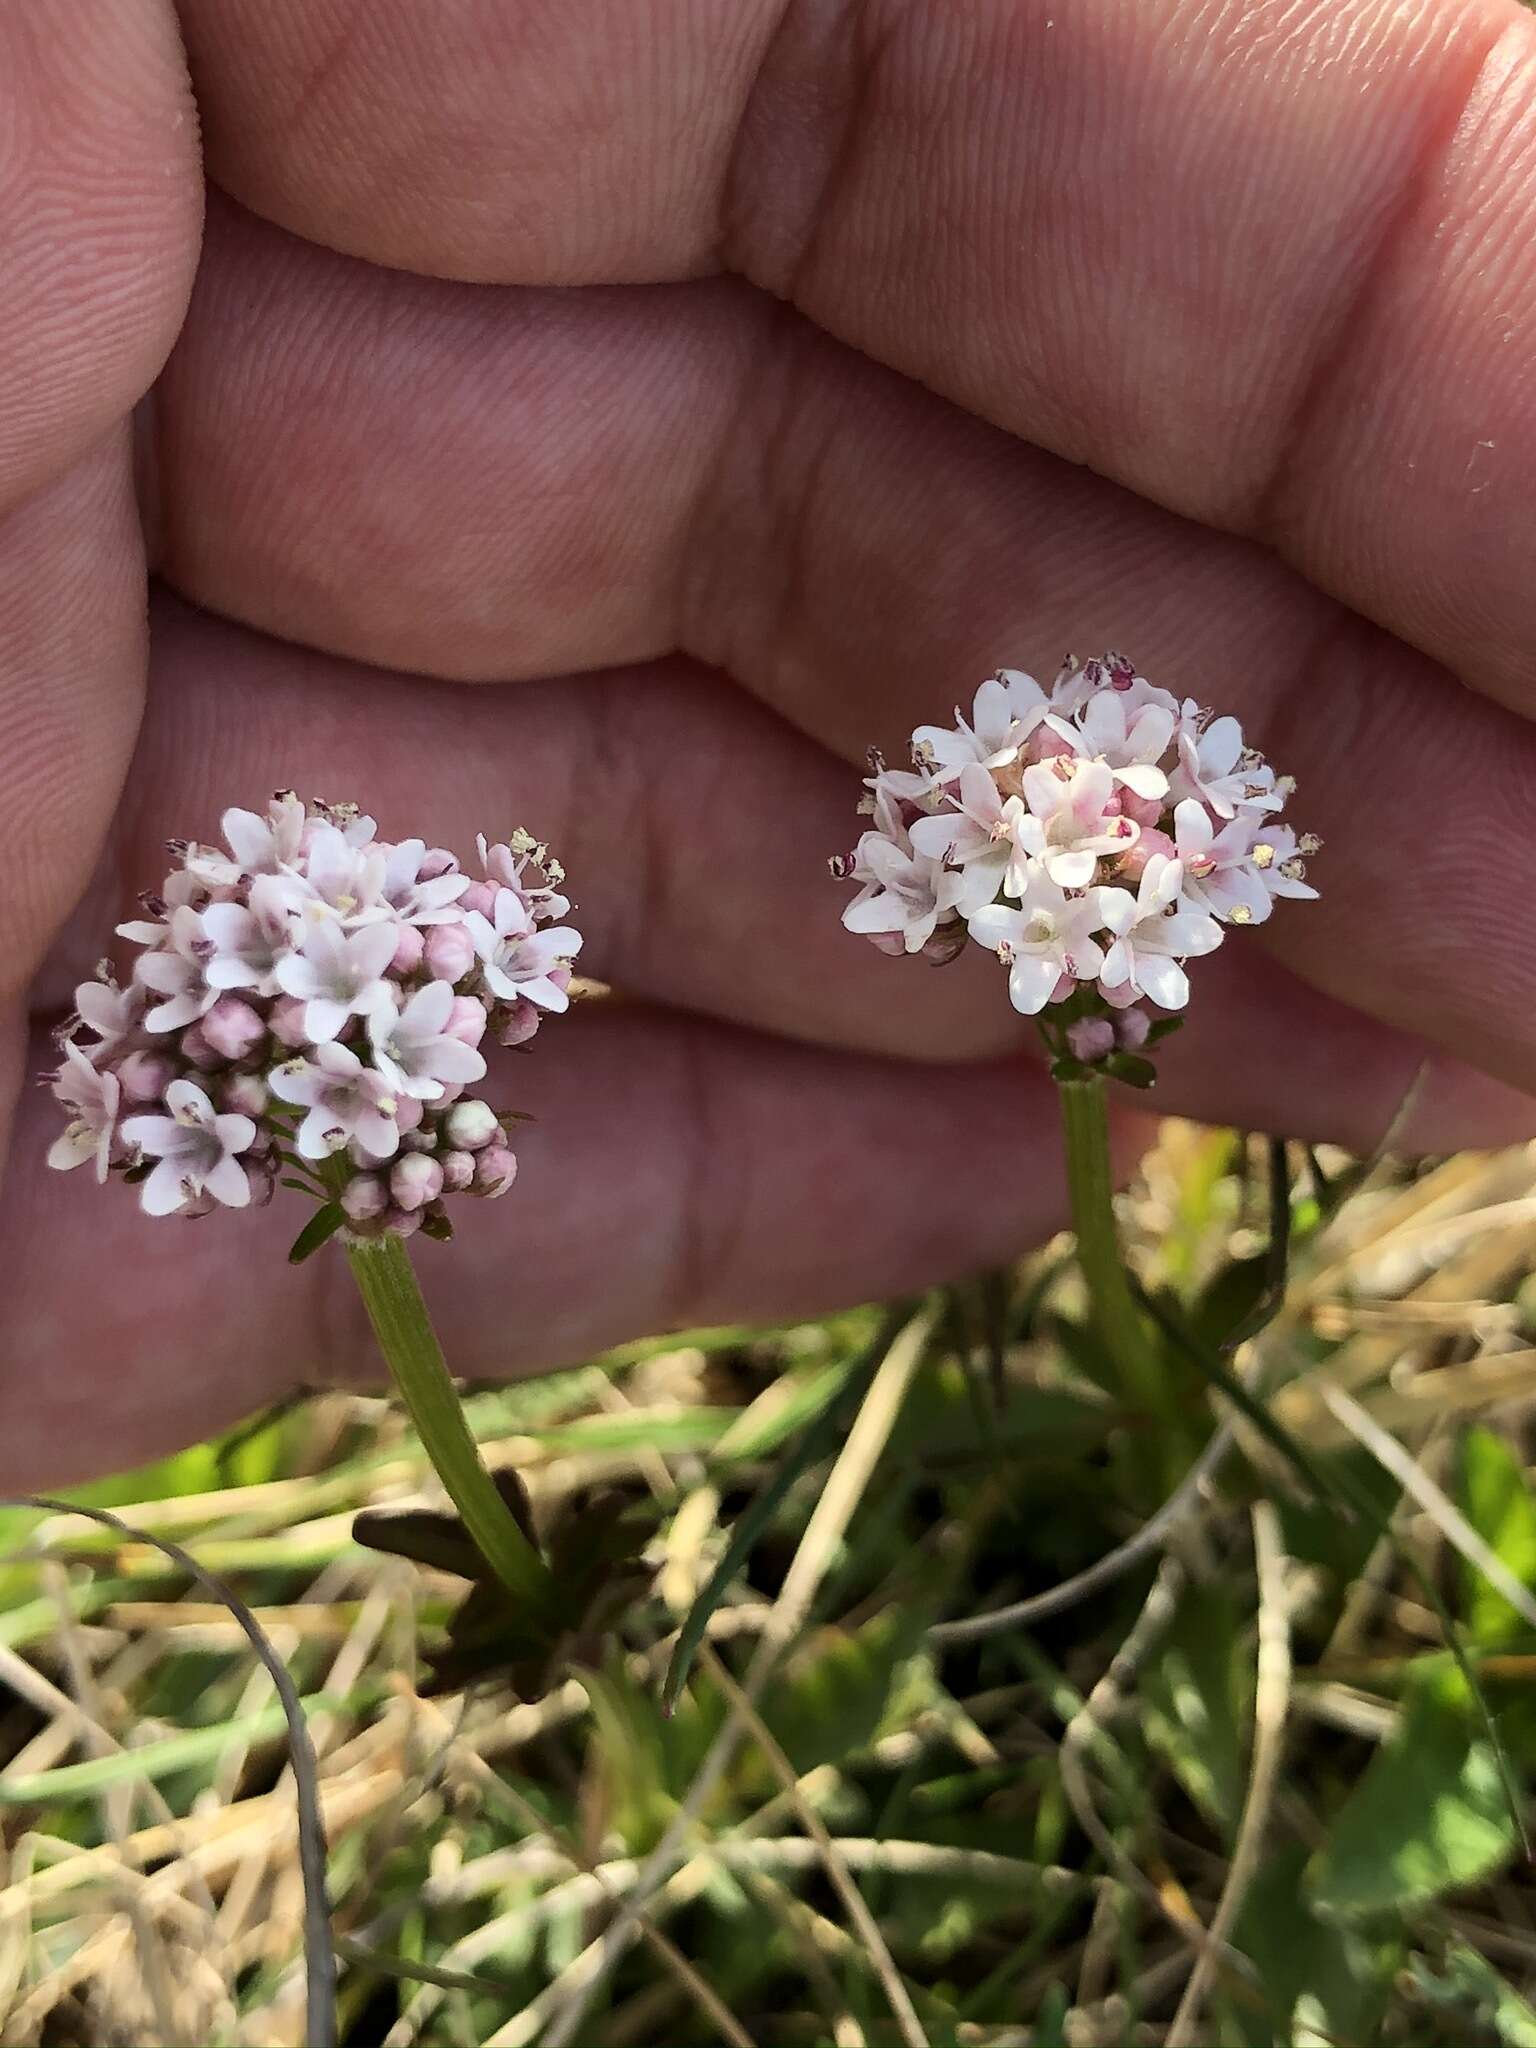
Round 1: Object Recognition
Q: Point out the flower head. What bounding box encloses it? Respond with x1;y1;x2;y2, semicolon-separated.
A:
45;793;581;1241
835;654;1317;1069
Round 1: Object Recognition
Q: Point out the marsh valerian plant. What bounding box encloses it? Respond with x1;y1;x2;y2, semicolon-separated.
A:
45;793;583;1610
833;651;1319;1409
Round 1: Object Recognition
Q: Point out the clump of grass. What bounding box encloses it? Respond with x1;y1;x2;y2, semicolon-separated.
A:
6;1123;1536;2046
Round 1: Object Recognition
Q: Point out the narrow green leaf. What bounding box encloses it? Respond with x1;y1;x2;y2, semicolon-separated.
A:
1460;1427;1536;1647
288;1204;345;1265
1104;1051;1156;1089
0;1693;345;1806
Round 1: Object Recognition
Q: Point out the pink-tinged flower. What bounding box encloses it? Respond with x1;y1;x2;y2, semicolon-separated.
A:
1016;757;1139;888
913;672;1050;783
1074;688;1176;801
908;763;1030;913
1171;800;1272;924
1248;824;1321;907
201;875;303;995
269;1044;403;1162
120;1079;256;1216
275;919;400;1042
128;906;218;1033
47;1043;121;1181
181;792;308;888
423;920;477;983
380;839;472;925
478;832;571;923
969;883;1111;1016
1097;856;1223;1011
840;827;962;954
369;982;489;1100
466;889;584;1010
297;823;388;924
68;975;146;1061
1171;716;1281;820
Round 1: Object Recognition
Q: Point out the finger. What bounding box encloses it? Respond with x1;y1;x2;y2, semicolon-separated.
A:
0;437;151;1133
0;0;200;511
155;215;1536;1094
175;0;1536;709
0;1006;1104;1488
41;595;1534;1159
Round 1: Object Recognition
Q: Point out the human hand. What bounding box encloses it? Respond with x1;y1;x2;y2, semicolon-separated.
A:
5;0;1535;1484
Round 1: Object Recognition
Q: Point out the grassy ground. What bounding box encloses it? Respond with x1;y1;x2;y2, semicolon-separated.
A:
5;1123;1536;2045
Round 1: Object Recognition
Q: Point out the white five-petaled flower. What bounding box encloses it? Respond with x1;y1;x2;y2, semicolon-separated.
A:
969;882;1111;1016
1171;800;1272;925
68;976;146;1062
275;918;400;1042
1171;715;1281;820
126;904;219;1033
1247;824;1321;906
201;874;305;995
269;1044;403;1161
908;763;1030;914
913;672;1049;783
478;834;571;923
1097;856;1223;1010
1072;688;1176;801
120;1079;256;1216
1015;757;1139;888
48;1042;121;1181
368;981;489;1099
466;889;584;1010
297;822;389;925
380;839;473;925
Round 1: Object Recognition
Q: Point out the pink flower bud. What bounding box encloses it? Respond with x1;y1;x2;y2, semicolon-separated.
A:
445;1098;499;1150
179;1023;223;1071
202;995;267;1062
400;1126;436;1153
1025;726;1077;765
1118;788;1164;829
1066;1017;1116;1063
1114;827;1176;881
394;1094;424;1134
920;923;968;965
222;1072;269;1117
387;1205;423;1239
444;996;489;1047
424;921;477;982
390;1153;444;1211
269;996;311;1048
117;1050;177;1103
458;880;496;918
496;999;542;1048
473;1144;518;1198
440;1149;476;1191
342;1174;390;1222
1114;1007;1152;1050
865;931;906;959
417;848;458;881
244;1156;277;1206
389;922;425;975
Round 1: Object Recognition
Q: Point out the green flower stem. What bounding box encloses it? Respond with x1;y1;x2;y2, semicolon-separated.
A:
1057;1074;1165;1424
344;1232;556;1615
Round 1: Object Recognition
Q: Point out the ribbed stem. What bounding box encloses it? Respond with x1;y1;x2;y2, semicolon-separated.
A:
344;1233;555;1613
1058;1075;1163;1420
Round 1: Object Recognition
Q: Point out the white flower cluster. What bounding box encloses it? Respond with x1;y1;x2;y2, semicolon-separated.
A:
47;794;582;1240
833;653;1316;1059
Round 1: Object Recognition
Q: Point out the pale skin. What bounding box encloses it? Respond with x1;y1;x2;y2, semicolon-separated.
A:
4;0;1536;1485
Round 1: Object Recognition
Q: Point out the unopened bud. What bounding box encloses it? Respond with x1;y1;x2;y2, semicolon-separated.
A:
445;1099;499;1150
458;880;496;918
341;1175;389;1223
444;996;489;1047
117;1050;177;1104
473;1144;518;1198
1115;827;1175;881
440;1149;476;1191
269;995;311;1048
202;995;267;1063
1066;1017;1116;1062
389;923;425;976
390;1153;444;1211
222;1072;269;1118
424;921;477;982
1114;1007;1151;1050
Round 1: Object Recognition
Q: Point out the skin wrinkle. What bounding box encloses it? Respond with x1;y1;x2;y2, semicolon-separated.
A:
1248;0;1510;542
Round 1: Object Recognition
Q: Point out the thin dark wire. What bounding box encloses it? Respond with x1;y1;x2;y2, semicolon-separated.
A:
6;1494;337;2048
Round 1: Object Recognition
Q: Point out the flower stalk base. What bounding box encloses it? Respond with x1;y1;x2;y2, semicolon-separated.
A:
344;1232;556;1614
1058;1074;1164;1424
